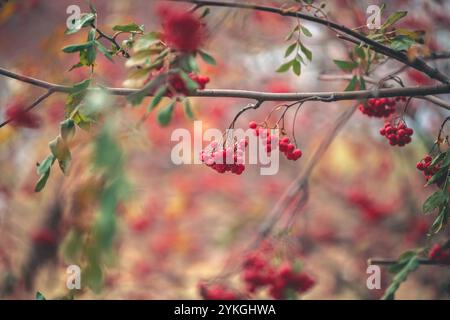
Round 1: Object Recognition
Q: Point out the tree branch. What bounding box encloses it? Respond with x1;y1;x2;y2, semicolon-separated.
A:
319;73;450;111
1;67;450;108
170;0;449;84
368;258;450;266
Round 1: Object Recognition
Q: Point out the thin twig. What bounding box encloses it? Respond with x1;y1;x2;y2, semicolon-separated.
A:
368;258;450;266
170;0;450;83
1;66;449;103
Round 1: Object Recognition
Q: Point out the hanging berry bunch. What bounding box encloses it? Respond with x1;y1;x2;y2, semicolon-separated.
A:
249;121;303;161
428;242;450;264
416;154;442;183
358;97;402;118
242;252;315;299
379;121;413;146
200;139;247;175
198;247;315;300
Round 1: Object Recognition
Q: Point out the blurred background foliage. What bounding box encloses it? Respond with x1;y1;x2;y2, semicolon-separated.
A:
0;0;449;299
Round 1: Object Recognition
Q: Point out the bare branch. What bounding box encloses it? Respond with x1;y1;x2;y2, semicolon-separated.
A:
1;67;450;106
368;258;450;266
170;0;449;84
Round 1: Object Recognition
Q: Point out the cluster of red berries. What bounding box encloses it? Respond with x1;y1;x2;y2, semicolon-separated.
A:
242;252;315;299
30;228;57;246
199;283;239;300
358;98;398;118
167;72;209;97
379;122;413;146
158;6;206;53
346;189;393;223
416;154;440;182
428;243;450;264
5;101;41;129
248;121;302;161
200;139;247;175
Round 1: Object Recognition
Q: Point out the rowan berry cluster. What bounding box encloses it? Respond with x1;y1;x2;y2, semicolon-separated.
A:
358;98;397;118
428;244;450;264
248;121;302;161
167;72;209;97
379;122;413;146
242;252;315;299
158;6;206;53
416;154;440;182
200;139;247;175
199;283;240;300
5;101;41;129
30;228;57;245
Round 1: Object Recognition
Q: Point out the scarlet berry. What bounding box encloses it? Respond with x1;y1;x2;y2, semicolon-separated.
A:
160;8;206;53
380;122;413;147
249;121;258;129
359;97;397;118
6;101;41;129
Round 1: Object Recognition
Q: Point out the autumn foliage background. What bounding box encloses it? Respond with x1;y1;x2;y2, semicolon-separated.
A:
0;0;449;299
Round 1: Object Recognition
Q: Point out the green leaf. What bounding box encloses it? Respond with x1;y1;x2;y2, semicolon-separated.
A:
431;152;446;166
301;25;312;37
359;76;366;90
88;28;96;42
183;99;195;120
65;13;96;35
35;170;51;192
180;72;199;92
284;43;297;58
423;191;448;213
198;50;216;65
148;86;167;111
112;23;144;33
381;11;407;30
157;100;176;127
345;76;358;91
285;25;300;41
62;230;83;262
441;151;450;167
200;8;210;18
276;60;293;73
426;167;448;186
62;42;94;53
36;291;46;300
37;154;55;176
95;41;114;62
300;43;312;61
333;59;358;71
127;73;165;106
86;44;97;65
71;79;92;93
390;36;415;51
354;46;366;60
430;206;448;234
60;119;76;141
292;59;301;76
382;253;419;300
49;136;72;174
35;154;56;192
